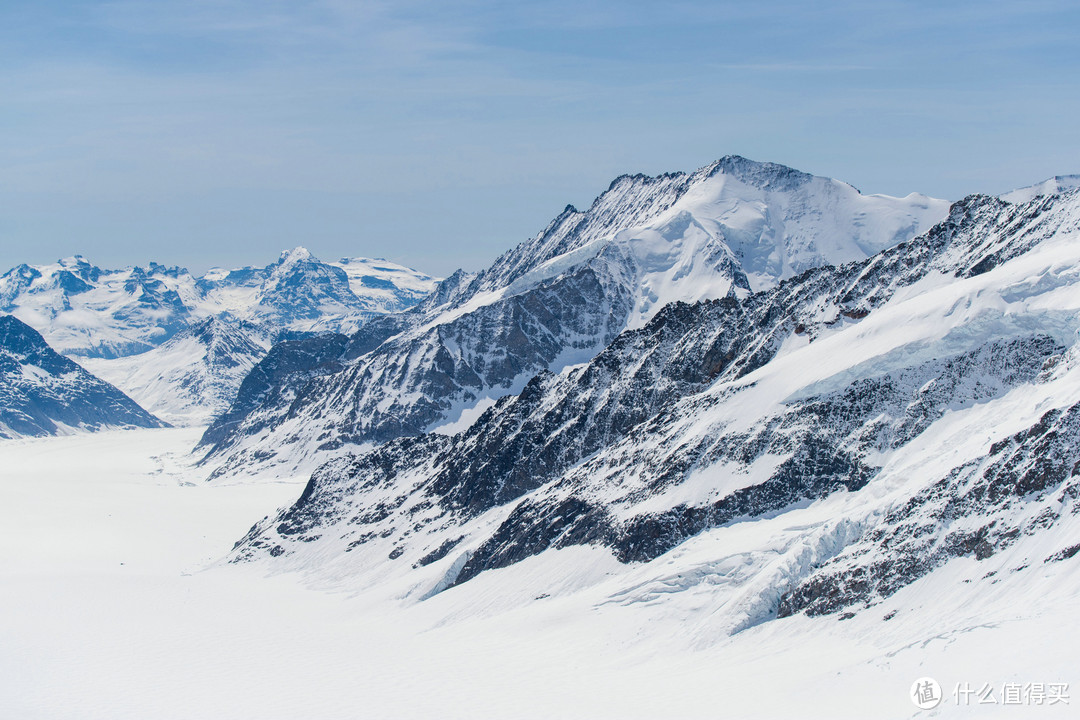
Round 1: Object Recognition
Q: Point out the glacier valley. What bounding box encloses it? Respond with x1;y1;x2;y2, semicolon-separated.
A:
3;157;1080;719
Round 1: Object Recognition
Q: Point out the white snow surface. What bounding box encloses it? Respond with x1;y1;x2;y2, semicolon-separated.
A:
636;163;947;294
1001;175;1080;204
2;427;1078;718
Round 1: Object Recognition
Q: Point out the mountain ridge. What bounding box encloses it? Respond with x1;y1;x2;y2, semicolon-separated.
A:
227;186;1080;637
198;156;948;480
0;314;167;438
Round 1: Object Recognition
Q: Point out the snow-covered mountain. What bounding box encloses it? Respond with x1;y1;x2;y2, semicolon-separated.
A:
194;248;438;339
6;162;1080;718
0;249;437;425
0;257;192;359
80;317;270;426
199;156;947;479
0;249;438;359
0;315;167;438
231;185;1080;641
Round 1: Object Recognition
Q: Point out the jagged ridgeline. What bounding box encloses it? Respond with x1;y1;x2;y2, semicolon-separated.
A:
199;156;948;478
233;181;1080;624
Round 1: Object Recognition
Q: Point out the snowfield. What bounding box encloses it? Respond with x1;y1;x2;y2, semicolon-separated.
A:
1;427;1077;719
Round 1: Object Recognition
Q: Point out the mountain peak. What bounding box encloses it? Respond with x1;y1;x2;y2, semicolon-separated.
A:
57;255;93;269
278;247;315;265
704;155;816;191
197;157;951;479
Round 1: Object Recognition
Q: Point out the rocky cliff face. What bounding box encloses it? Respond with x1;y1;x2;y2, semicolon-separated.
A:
778;397;1080;619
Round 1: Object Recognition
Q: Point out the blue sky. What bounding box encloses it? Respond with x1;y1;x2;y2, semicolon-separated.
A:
2;0;1079;277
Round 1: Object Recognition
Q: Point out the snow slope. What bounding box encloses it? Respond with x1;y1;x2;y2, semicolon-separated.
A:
1001;174;1080;204
80;317;270;426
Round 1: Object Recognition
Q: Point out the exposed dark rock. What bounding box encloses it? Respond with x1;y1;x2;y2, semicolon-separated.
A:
0;315;167;438
779;401;1080;618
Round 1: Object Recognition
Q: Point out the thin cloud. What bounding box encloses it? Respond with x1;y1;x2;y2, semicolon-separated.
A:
710;63;875;72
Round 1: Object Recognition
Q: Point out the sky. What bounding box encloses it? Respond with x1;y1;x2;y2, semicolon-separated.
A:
2;0;1079;278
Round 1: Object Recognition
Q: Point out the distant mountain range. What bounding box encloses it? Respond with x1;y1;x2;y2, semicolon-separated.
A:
0;249;438;426
0;248;438;358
